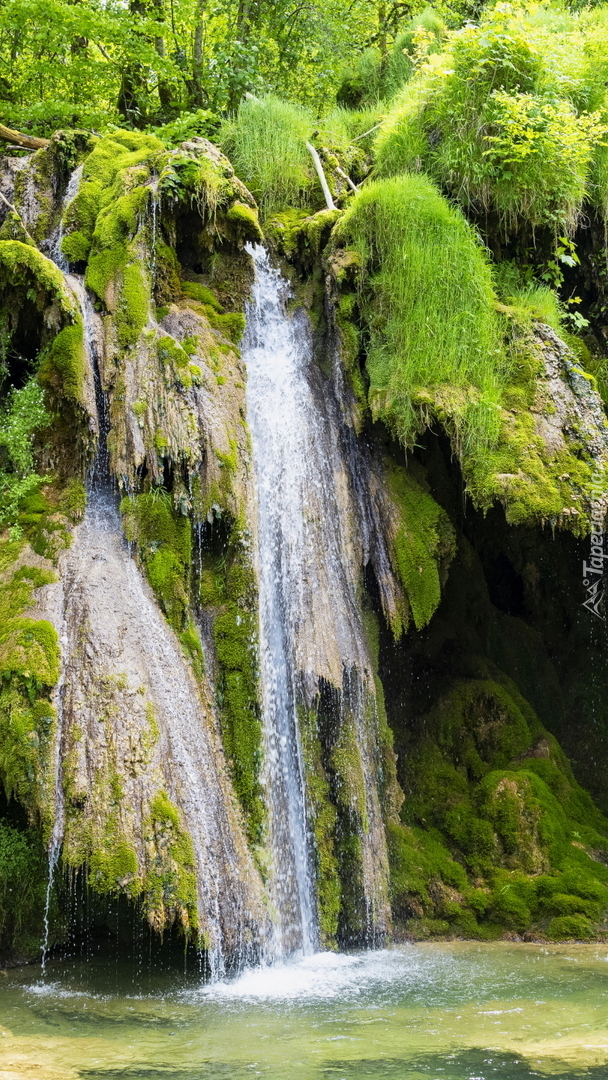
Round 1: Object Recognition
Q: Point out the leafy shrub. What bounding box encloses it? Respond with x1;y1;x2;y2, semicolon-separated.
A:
0;379;51;529
0;821;47;958
374;6;608;236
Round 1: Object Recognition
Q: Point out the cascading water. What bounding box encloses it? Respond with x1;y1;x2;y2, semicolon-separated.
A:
49;164;83;271
242;245;391;957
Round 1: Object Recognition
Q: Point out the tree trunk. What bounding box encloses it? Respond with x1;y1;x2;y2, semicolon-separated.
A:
0;123;49;150
191;0;207;108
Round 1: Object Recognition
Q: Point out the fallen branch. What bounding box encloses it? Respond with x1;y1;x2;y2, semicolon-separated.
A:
336;166;358;193
305;141;336;211
351;121;382;143
0;123;49;150
0;189;18;215
0;189;35;244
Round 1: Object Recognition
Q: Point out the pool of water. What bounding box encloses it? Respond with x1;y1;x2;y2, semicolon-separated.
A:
0;943;607;1079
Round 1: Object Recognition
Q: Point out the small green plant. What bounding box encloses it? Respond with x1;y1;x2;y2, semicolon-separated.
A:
0;378;51;528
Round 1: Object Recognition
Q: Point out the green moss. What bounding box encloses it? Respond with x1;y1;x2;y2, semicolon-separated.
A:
298;703;341;945
182;281;224;311
154;241;182;304
208;311;246;345
385;458;455;634
145;790;198;935
547;914;594;940
61;180;103;264
460;320;608;531
0;543;59;821
117;261;149;347
88;837;139;895
16;483;74;562
393;674;608;938
0;211;36;246
121;489;191;632
226;202;263;242
38;321;85;404
199;525;264;848
0;240;75;318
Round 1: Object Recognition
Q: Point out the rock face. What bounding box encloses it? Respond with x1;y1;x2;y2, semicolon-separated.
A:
533;323;608;519
34;492;268;968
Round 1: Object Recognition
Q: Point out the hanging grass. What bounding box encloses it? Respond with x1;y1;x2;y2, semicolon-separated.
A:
218;95;316;214
333;174;504;454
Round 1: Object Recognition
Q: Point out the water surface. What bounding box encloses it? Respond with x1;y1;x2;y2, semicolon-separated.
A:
1;943;607;1079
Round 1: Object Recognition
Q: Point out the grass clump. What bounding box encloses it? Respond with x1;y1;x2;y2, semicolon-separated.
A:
219;95;315;214
333;174;504;452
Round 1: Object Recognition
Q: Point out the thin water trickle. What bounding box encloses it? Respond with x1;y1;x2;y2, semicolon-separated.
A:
40;167;88;972
50;164;83;271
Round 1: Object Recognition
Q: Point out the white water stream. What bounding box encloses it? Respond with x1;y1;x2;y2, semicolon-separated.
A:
243;245;390;957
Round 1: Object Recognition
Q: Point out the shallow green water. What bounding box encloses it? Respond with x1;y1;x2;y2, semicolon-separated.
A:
0;943;607;1079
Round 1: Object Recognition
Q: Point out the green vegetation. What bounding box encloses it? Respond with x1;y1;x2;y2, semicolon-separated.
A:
199;525;264;848
390;677;608;940
3;0;608;955
0;538;59;825
333;174;504;453
144;790;198;935
0;822;48;958
219;96;316;214
384;458;455;634
0;380;51;530
121;489;192;632
374;5;608;237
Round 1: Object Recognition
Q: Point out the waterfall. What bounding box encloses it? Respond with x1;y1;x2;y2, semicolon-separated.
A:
242;245;391;956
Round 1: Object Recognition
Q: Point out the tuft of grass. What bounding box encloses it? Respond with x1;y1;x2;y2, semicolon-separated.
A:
333;173;504;454
494;262;564;333
218;95;315;214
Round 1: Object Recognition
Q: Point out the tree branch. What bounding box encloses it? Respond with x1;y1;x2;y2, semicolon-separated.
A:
0;123;49;150
306;142;335;210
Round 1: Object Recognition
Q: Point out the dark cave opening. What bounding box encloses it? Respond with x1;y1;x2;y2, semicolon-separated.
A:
372;424;608;815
